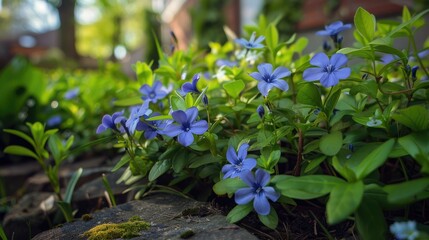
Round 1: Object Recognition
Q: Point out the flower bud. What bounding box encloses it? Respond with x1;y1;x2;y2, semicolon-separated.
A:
411;66;419;79
257;105;265;119
323;41;331;52
202;94;209;106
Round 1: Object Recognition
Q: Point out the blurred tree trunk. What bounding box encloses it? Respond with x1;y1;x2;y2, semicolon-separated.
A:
57;0;79;59
110;15;122;61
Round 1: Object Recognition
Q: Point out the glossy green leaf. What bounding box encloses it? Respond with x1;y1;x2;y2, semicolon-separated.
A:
213;178;246;195
258;207;278;229
354;7;376;42
297;83;322;107
392;105;429;131
319;131;343;156
4;145;39;160
355;139;395;180
145;114;173;121
276;175;345;199
223;80;245;99
355;197;387;240
102;173;116;207
327;181;364;225
226;203;253;223
148;159;171;182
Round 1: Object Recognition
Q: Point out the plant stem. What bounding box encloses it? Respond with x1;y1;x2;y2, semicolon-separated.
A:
410;35;429;78
293;128;303;176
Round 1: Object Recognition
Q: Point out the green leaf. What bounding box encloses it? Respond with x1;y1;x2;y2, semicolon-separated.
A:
102;173;116;207
48;133;62;165
0;223;7;240
133;61;153;85
28;122;45;149
4;129;36;149
4;145;39;160
170;94;187;111
355;197;387;240
387;8;429;37
114;97;143;107
297;83;322;107
265;24;279;52
145;114;173;121
189;154;221;168
213;178;246;195
185;93;194;108
332;156;357;182
354;7;376;42
326;181;364;225
258;207;278;229
112;155;131;172
64;168;83;204
171;151;187;173
384;178;429;204
355;139;395;180
319;131;343;156
148;160;171;182
57;201;74;222
323;87;341;118
223;80;245;99
398;131;429;173
337;47;373;59
276;175;345;199
304;156;326;173
226;203;253;223
392;105;429;131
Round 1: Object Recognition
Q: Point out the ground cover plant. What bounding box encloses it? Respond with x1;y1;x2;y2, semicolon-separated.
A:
4;6;429;240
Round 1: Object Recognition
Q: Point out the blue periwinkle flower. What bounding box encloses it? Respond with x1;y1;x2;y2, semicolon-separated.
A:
316;21;352;42
96;111;126;134
47;115;62;127
323;40;331;52
181;74;200;94
235;169;280;215
222;143;256;179
390;221;419;240
140;112;171;140
163;107;208;147
216;59;237;68
125;102;151;134
250;63;291;97
303;52;351;88
64;88;79;100
140;80;171;103
235;32;265;49
202;94;209;106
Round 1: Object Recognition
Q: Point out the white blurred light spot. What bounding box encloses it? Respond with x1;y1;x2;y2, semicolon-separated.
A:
114;45;127;60
19;35;36;48
51;100;59;108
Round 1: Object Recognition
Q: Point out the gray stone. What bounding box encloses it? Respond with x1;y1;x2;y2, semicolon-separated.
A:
32;193;258;240
3;192;57;240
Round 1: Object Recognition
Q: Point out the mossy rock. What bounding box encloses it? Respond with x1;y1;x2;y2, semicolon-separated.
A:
82;216;150;240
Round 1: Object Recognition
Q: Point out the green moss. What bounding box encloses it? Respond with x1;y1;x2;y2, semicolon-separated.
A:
82;216;150;240
81;214;93;221
180;229;195;239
